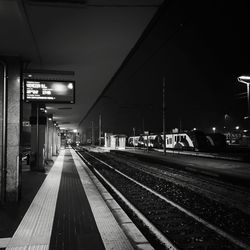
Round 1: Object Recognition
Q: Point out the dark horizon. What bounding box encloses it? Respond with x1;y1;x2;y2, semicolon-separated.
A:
79;1;250;138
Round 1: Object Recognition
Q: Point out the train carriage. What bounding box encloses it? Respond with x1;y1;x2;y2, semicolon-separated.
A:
128;130;211;151
127;136;140;147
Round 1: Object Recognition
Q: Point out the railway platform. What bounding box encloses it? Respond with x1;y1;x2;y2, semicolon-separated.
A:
110;148;250;187
0;148;152;250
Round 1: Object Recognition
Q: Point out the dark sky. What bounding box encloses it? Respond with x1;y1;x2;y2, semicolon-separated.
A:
80;0;250;137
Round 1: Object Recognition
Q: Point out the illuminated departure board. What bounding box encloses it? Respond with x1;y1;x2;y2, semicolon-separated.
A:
24;80;75;103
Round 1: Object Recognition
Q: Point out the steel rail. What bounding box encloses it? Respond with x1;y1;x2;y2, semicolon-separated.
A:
77;151;178;250
84;150;250;250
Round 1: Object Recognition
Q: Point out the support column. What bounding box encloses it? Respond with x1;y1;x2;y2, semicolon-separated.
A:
55;127;59;154
46;116;53;160
30;103;46;172
0;57;21;202
57;130;61;153
52;123;57;156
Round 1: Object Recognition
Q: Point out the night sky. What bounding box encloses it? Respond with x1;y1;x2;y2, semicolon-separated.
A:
80;0;250;138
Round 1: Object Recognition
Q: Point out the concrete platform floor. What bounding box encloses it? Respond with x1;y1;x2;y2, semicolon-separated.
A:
0;149;153;250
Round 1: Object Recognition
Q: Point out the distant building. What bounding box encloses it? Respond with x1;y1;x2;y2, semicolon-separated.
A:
104;133;126;149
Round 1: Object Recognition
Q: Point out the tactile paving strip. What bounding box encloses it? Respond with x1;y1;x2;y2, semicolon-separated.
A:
6;151;64;250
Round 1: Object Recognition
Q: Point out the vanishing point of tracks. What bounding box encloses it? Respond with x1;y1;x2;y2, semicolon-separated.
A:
78;149;250;250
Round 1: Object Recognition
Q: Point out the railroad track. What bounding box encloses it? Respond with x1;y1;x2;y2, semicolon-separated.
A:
107;152;250;215
77;149;250;250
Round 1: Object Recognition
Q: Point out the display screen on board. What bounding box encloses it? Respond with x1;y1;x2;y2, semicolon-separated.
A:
24;79;75;103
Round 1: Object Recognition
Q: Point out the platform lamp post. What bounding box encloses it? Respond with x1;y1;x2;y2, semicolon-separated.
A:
237;76;250;132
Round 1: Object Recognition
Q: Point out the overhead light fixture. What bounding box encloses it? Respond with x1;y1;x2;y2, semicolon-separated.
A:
67;83;73;89
238;75;250;85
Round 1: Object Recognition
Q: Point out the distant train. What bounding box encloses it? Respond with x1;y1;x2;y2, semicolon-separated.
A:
127;130;227;152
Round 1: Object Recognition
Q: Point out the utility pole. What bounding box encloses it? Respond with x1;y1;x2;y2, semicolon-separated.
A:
163;77;166;155
142;117;145;134
91;121;94;146
133;127;136;150
99;114;102;146
146;133;149;152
